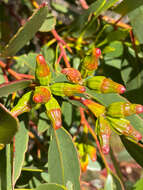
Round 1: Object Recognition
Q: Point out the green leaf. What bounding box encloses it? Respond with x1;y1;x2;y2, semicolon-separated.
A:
134;178;143;190
52;2;68;13
0;145;12;190
39;13;56;32
121;136;143;168
35;183;67;190
104;174;114;190
129;6;143;44
1;5;48;57
0;103;19;144
62;101;72;127
48;128;80;190
0;79;32;97
13;121;29;184
38;112;50;134
86;88;143;135
114;0;143;16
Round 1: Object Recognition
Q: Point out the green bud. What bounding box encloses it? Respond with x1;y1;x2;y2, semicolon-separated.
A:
50;83;86;97
85;76;126;94
45;96;62;130
35;54;51;85
11;91;32;117
33;86;51;104
107;102;143;117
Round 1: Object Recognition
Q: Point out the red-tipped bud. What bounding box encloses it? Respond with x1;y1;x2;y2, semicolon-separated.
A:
88;145;96;161
50;83;86;97
61;68;82;84
107;117;142;142
85;76;126;94
107;102;143;117
93;48;101;58
45;96;62;130
81;98;105;117
97;116;111;154
35;54;51;85
33;86;51;104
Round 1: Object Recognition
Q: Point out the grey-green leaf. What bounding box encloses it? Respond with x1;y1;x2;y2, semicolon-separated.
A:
48;128;81;190
0;79;32;97
1;5;48;57
13;121;29;184
35;183;67;190
0;103;19;144
39;13;56;32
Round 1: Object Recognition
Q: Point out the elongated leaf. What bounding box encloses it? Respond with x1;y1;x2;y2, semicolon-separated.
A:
0;103;19;144
104;174;114;190
62;101;72;127
35;183;67;190
0;145;12;190
13;121;29;184
0;79;32;97
134;178;143;190
39;13;56;32
1;5;48;57
121;136;143;168
86;88;143;135
114;0;143;16
48;128;80;190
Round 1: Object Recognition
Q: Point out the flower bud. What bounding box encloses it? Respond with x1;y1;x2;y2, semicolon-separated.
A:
85;76;126;94
107;117;142;142
107;102;143;117
97;116;111;154
81;98;105;117
45;96;62;130
50;83;86;97
80;48;101;78
87;145;96;161
61;68;82;84
35;54;51;85
33;86;51;104
11;91;32;117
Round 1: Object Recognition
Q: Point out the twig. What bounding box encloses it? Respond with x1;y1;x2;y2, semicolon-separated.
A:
51;29;72;53
79;107;110;173
79;0;89;9
58;43;71;68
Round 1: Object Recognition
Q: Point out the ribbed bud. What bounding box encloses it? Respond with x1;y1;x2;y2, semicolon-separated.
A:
33;86;51;104
50;83;86;97
80;48;101;78
87;145;96;161
107;102;143;117
85;76;126;94
45;96;62;130
81;98;105;117
35;54;51;85
11;91;32;117
107;117;142;141
97;116;111;154
61;68;82;84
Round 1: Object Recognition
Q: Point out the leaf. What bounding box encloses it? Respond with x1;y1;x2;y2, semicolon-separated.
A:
0;145;12;190
35;183;67;190
134;178;143;190
86;88;143;135
121;136;143;168
48;128;81;190
13;120;29;184
129;6;143;44
1;5;48;57
0;103;19;144
38;112;50;134
62;101;72;127
114;0;143;16
104;174;114;190
0;79;32;97
39;13;56;32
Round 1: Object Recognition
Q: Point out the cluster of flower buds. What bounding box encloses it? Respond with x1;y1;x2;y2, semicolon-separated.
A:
75;142;96;172
81;48;101;78
85;76;126;94
61;68;82;84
